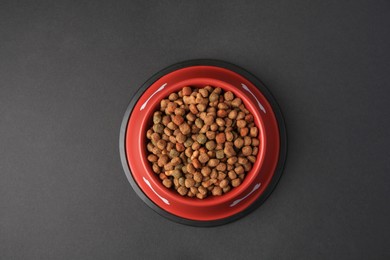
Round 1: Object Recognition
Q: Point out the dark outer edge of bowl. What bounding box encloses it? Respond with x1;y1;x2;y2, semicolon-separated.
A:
119;59;287;227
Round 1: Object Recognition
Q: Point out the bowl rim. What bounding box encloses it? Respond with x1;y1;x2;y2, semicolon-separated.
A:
119;59;287;226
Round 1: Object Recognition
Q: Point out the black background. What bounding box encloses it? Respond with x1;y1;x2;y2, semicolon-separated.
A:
1;1;389;259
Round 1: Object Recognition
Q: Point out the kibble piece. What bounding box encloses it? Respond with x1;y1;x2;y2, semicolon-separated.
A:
228;110;237;119
244;136;252;146
228;170;237;180
231;178;241;187
242;146;253;156
224;145;236;157
162;179;172;188
215;150;225;159
198;153;210;164
182;86;192;96
197;134;207;144
216;163;226;171
236;119;247;128
201;166;211;176
215;133;226;144
193;172;203;183
223;186;231;193
205;140;216;150
185;178;195;188
147;154;158;163
237;111;245;120
234;138;244;149
251;138;260;146
219;179;229;188
208;159;219;167
177;186;188;196
209;93;219;102
231;98;242;107
250;127;258;137
224;91;234;101
204;115;214;125
240;127;249;137
179;123;191;135
234;165;245;175
212;186;223;196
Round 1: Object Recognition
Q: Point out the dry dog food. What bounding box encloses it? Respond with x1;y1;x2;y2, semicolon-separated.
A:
146;86;259;199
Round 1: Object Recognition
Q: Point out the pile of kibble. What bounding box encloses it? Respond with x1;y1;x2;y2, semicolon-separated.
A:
146;86;259;199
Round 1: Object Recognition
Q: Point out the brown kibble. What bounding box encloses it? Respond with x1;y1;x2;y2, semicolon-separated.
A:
250;127;258;137
238;157;248;165
176;143;185;152
219;179;229;188
201;167;211;176
216;163;226;171
192;158;201;169
199;88;209;97
227;156;238;165
215;133;226;144
237;111;245;120
197;133;207;144
179;123;191;135
240;127;249;136
182;86;192;96
194;172;203;183
223;186;231;193
248;155;256;163
228;110;237;119
162;179;172;188
196;193;207;199
206;131;216;140
198;153;210;164
243;162;252;172
208;159;219;167
212;186;222;196
156;139;167;150
204;115;214;125
147;154;158;162
234;165;245;175
244;136;252;146
177;186;188;196
185;178;195;188
228;170;237;180
217;109;228;118
186;113;196;121
205;140;216;150
224;145;236;157
172;115;184;126
210;123;218;131
242;146;253;156
231;178;241;187
225;131;233;142
166;102;177;114
152;163;160;173
169;93;179;101
251;138;260;146
231;98;242;107
224;91;234;101
252;147;259;156
234;138;244;149
236;119;247;128
198;186;207;195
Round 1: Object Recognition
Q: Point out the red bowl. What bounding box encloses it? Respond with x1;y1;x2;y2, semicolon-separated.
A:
119;60;286;226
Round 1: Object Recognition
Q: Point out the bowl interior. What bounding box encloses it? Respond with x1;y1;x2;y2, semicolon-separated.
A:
140;77;267;206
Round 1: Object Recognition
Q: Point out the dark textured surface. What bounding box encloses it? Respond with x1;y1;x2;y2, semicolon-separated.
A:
1;1;389;259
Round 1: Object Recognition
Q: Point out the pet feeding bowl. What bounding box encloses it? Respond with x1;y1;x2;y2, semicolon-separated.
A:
119;60;286;226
